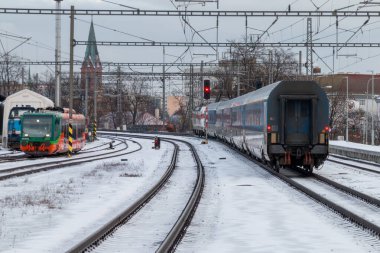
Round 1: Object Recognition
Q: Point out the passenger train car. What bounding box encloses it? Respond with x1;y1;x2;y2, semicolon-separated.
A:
7;106;35;149
20;107;86;156
193;80;329;173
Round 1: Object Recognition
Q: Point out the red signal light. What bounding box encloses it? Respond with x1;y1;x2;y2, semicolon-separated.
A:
204;79;211;99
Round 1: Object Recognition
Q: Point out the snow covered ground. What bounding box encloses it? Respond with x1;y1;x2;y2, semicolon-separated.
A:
174;137;380;253
0;134;379;252
0;137;173;252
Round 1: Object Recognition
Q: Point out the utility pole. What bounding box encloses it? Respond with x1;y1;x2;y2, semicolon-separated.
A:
190;64;194;110
55;0;62;107
94;67;97;122
69;6;74;120
117;66;122;127
306;17;313;79
298;51;302;78
345;76;349;142
269;50;273;84
237;53;240;96
68;5;74;157
200;60;204;105
371;72;375;145
85;72;88;122
162;46;166;123
216;16;219;61
189;64;194;130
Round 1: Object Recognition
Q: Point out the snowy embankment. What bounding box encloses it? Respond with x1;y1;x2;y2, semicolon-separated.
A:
1;132;380;252
0;137;173;252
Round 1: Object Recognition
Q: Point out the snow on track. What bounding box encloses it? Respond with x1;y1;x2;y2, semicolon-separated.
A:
174;137;380;253
92;141;197;252
0;138;172;252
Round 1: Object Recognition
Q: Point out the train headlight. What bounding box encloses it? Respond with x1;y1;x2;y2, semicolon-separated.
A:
45;134;50;138
24;133;29;137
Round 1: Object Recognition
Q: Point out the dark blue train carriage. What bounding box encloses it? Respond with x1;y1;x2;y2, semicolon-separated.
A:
207;80;329;174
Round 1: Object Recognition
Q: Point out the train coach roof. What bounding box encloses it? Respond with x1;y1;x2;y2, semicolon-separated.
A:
208;80;323;110
216;81;281;110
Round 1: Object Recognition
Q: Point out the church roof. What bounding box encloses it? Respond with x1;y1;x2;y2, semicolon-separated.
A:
84;21;99;66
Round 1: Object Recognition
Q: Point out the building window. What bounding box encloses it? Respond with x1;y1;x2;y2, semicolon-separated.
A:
360;100;365;106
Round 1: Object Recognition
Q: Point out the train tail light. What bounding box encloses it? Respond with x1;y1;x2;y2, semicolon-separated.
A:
320;126;329;144
267;124;272;132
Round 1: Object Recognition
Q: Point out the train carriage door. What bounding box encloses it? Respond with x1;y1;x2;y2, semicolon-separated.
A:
284;99;311;145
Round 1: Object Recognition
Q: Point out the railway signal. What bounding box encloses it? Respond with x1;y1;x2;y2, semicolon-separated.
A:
204;79;211;100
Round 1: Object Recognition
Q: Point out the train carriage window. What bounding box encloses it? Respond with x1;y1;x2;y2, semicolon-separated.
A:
61;120;67;139
209;111;216;125
232;107;242;127
54;118;60;139
245;102;263;130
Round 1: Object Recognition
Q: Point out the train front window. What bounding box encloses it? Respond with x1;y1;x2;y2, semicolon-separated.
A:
9;108;35;119
23;116;52;138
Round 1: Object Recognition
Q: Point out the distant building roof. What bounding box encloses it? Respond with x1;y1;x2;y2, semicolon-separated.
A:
316;73;380;95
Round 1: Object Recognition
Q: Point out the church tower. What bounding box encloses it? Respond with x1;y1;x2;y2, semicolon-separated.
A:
80;20;102;122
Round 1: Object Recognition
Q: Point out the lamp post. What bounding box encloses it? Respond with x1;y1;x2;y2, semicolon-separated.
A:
371;72;375;145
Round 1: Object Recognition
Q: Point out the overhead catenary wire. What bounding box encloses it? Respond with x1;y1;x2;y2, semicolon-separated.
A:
74;17;154;42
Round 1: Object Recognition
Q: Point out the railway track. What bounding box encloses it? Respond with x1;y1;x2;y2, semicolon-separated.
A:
101;131;380;239
327;155;380;175
216;138;380;239
67;134;205;253
0;138;141;181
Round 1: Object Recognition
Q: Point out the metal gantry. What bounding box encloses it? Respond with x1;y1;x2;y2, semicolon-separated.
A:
1;8;380;17
1;61;221;67
306;17;313;78
62;71;242;77
74;41;380;48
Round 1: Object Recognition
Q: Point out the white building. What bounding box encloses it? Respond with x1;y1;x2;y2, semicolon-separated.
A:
1;89;54;147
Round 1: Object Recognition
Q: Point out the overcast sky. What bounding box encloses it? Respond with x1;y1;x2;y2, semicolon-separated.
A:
1;0;380;88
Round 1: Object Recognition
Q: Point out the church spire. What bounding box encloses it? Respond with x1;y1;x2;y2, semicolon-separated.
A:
84;20;99;66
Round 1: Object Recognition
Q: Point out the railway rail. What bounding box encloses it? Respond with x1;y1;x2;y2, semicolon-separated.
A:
67;133;205;253
214;137;380;238
101;131;380;239
0;137;140;181
327;155;380;175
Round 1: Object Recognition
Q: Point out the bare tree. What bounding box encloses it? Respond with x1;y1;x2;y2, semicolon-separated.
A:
123;78;150;125
171;87;191;131
0;53;23;95
223;41;298;98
